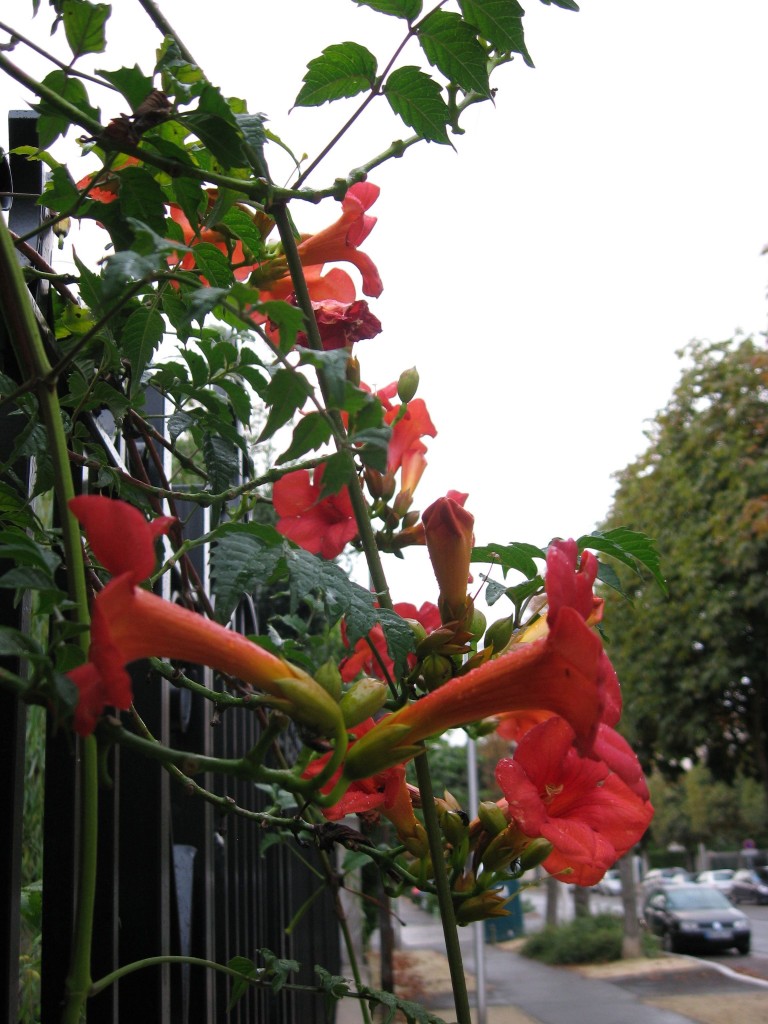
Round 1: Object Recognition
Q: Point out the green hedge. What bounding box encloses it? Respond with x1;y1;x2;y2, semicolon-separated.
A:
520;914;623;965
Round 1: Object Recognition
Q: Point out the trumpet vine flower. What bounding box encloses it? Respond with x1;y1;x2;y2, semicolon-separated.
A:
422;495;475;623
342;540;614;780
67;496;342;738
496;716;654;886
272;464;358;558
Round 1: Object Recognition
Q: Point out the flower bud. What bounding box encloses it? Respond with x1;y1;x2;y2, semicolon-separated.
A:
484;615;515;653
468;607;487;641
422;496;474;625
339;676;389;728
275;676;345;736
519;837;554;872
401;511;420;530
478;801;508;837
315;659;342;701
397;366;419;403
420;652;453;691
455;890;511;926
346;355;361;386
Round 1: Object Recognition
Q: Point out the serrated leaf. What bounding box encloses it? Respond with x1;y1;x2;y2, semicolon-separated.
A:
43;165;80;211
226;955;259;1011
102;249;163;298
295;43;378;107
168;176;208;231
257;369;313;444
384;66;450;144
121;306;165;395
167;410;194;444
220;207;266;263
460;0;532;65
352;0;422;17
349;426;390;473
96;64;154;109
185;286;230;324
578;528;667;596
210;523;285;622
258;948;299;994
190;242;234;288
62;0;110;58
471;541;545;579
377;607;416;681
299;348;351;410
318;451;356;498
256;300;305;352
202;432;240;494
418;11;490;95
35;71;101;148
276;412;333;465
235;111;267;161
0;626;45;658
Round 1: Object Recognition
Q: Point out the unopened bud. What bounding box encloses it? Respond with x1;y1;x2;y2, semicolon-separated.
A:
440;808;469;847
455;890;510;926
478;802;508;836
276;676;344;736
339;676;388;728
397;366;419;403
346;356;361;386
401;511;420;530
468;607;487;641
404;618;428;645
315;659;342;701
420;652;453;691
484;615;515;653
519;838;554;872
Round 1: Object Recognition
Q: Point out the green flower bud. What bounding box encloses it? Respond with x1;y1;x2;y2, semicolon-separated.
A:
468;607;487;640
420;652;454;691
315;659;343;701
478;801;508;836
483;615;515;653
519;838;554;872
275;676;345;736
338;676;389;728
397;366;419;403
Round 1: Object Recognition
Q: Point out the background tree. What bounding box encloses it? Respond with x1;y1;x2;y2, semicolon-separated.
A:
601;336;768;807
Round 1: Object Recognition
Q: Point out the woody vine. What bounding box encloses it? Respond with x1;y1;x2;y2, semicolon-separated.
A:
0;1;660;1022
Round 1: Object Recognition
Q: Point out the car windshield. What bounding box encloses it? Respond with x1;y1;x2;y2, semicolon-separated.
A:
667;887;731;910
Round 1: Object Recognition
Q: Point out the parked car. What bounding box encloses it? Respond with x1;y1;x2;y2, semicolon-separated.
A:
694;869;735;894
594;869;622;896
641;867;692;894
730;867;768;904
643;884;751;954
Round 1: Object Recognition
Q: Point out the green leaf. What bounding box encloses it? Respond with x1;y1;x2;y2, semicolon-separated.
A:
258;948;299;994
202;432;240;494
189;242;235;288
185;286;230;324
318;451;356;498
168;176;207;231
62;0;111;58
276;412;333;464
578;528;667;596
226;956;259;1011
540;0;580;10
256;301;305;353
101;249;163;298
471;541;545;579
43;165;80;211
168;410;194;444
384;67;451;144
35;71;101;148
352;0;422;17
183;85;245;168
378;607;417;680
235;111;267;161
418;11;490;95
120;306;165;395
295;43;378;107
220;207;266;263
257;369;313;444
210;523;285;623
348;426;390;473
96;64;154;109
299;348;351;410
460;1;531;65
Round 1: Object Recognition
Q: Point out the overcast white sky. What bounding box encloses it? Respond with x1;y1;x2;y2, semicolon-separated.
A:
3;0;767;607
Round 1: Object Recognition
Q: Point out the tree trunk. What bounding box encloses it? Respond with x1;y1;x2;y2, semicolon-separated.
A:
619;854;642;958
572;885;590;918
545;875;559;927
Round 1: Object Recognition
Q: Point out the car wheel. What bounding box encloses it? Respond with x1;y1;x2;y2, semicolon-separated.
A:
736;939;751;955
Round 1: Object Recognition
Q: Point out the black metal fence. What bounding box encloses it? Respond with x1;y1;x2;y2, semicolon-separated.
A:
2;111;341;1024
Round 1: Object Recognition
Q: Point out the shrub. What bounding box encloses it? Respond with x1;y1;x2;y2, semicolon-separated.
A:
520;913;623;965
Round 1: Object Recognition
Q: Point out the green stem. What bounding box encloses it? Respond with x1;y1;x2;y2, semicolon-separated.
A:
413;750;472;1024
0;214;97;1021
89;955;318;997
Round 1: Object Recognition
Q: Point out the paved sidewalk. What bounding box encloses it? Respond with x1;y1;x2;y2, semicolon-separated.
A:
342;897;768;1024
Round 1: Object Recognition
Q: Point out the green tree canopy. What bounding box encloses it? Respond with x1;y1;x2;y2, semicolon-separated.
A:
602;336;768;805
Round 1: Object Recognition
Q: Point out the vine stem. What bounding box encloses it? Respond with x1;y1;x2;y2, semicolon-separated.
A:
0;211;96;1022
271;194;471;1023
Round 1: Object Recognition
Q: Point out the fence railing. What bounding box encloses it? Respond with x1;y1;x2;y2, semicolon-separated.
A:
2;110;341;1024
